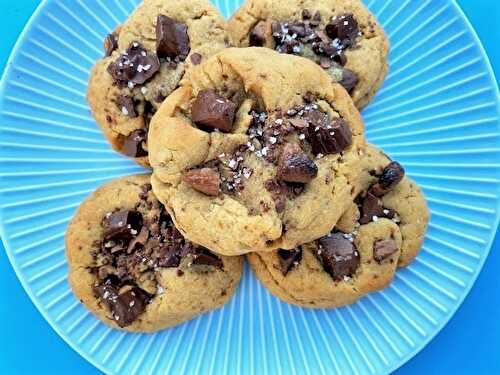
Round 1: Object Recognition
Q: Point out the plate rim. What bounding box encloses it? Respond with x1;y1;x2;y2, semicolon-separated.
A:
0;0;499;374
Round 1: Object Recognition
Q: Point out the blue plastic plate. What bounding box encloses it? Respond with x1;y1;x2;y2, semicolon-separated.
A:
1;0;499;374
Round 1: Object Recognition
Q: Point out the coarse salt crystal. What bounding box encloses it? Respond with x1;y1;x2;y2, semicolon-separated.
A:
372;215;379;222
299;134;306;140
141;87;148;95
269;137;277;144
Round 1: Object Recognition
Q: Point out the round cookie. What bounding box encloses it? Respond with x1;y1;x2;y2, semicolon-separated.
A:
247;145;429;308
148;47;366;256
87;0;231;167
228;0;389;109
336;144;429;266
66;174;243;332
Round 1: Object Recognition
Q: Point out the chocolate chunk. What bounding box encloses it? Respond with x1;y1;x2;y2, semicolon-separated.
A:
318;233;360;280
371;162;405;196
277;248;302;275
307;118;352;155
339;68;359;94
374;239;398;262
192;248;223;269
122;129;148;157
191;90;236;132
359;191;385;224
104;32;119;57
190;52;202;65
277;143;318;183
332;52;347;66
94;284;150;327
103;210;143;242
325;13;359;46
156;15;190;60
116;95;137;118
302;9;311;20
249;20;269;47
183;167;220;196
320;57;332;69
107;42;160;86
127;226;149;253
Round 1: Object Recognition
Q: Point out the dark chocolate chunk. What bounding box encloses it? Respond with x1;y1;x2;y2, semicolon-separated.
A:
103;210;143;242
192;248;223;269
122;129;148;157
339;68;359;94
278;248;302;275
359;191;385;224
320;57;332;69
190;52;202;65
94;284;150;327
183;167;220;196
107;42;160;86
156;15;190;60
191;90;236;132
104;32;119;57
277;143;318;183
311;11;322;26
371;162;405;196
302;9;311;20
374;239;398;262
307;118;352;155
318;233;360;280
325;13;359;46
116;95;137;118
249;20;269;46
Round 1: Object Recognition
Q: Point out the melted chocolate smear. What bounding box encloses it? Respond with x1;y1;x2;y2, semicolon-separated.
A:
278;248;302;275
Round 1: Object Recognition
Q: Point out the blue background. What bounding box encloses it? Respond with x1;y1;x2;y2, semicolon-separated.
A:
0;1;499;374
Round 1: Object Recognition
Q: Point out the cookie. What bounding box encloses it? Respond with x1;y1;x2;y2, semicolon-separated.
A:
247;144;429;308
87;0;231;167
148;47;366;256
66;174;243;332
228;0;389;109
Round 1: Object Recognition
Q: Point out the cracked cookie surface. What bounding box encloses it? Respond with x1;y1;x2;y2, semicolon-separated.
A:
228;0;389;109
148;47;366;256
66;174;243;332
87;0;231;167
247;144;428;308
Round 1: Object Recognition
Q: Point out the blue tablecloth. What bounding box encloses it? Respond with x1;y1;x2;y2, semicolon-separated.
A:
0;1;499;373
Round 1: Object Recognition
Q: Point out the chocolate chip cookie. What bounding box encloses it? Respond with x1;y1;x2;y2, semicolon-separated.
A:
247;144;428;308
66;174;243;332
87;0;231;167
228;0;389;109
148;47;366;256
